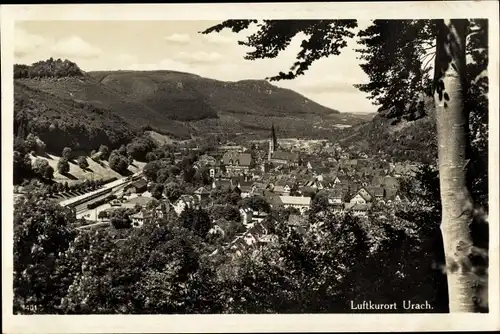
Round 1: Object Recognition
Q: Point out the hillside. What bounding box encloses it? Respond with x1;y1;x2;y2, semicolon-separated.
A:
90;70;368;139
14;81;137;153
27;153;146;186
338;110;438;164
14;59;370;149
90;71;342;119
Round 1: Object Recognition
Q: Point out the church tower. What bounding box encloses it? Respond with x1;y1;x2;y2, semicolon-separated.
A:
268;124;278;161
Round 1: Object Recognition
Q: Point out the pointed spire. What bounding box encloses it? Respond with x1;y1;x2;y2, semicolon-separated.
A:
271;123;278;151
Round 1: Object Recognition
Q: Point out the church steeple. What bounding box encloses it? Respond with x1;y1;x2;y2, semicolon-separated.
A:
268;123;278;161
271;123;278;151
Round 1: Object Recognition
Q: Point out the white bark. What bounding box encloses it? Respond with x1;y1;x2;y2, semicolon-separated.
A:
434;19;487;312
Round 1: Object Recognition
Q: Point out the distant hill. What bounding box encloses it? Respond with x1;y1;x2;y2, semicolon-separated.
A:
14;59;371;151
89;71;342;119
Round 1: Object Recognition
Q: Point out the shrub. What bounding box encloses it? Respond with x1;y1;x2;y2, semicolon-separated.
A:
77;156;89;169
62;147;73;160
57;158;70;174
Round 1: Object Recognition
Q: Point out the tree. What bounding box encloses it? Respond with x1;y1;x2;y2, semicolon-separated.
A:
202;19;488;312
57;158;70;175
309;192;330;215
146;152;157;162
13;199;77;313
240;195;271;213
150;183;165;200
77;156;89;169
164;182;182;202
143;161;159;181
25;133;38;153
33;158;54;180
180;208;212;238
432;19;486;312
127;136;157;162
118;144;128;156
109;152;129;175
183;166;197;183
14;151;33;184
98;210;109;220
99;145;110;160
62;147;73;161
111;215;132;229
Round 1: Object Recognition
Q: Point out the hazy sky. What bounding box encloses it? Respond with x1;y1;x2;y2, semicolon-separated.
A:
14;20;377;113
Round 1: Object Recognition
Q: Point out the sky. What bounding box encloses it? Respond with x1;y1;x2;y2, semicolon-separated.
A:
14;20;377;113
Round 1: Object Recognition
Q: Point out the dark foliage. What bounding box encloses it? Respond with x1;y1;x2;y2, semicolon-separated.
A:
14;58;84;79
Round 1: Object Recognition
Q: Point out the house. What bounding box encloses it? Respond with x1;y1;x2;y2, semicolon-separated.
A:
123;179;148;194
173;195;198;215
340;152;350;159
306;161;323;171
269;151;300;166
368;187;385;201
330;202;344;213
271;185;290;195
356;187;373;203
194;187;210;203
279;196;311;214
344;203;371;216
333;175;350;186
130;210;153;228
218;145;245;153
222;152;253;174
121;195;156;210
303;177;324;190
154;201;171;219
382;177;400;199
262;190;284;210
251;210;269;224
327;188;345;204
239;207;253;227
198;154;217;167
212;178;233;190
349;187;373;204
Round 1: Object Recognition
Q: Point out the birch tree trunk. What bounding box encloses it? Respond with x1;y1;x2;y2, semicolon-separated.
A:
433;19;486;312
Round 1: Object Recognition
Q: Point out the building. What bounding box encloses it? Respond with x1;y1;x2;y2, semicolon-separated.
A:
368;187;385;201
173;195;198;216
279;195;311;214
326;188;345;204
123;179;148;194
222;152;253;174
130;210;153;228
344;203;371;216
198;154;217;167
349;192;371;205
194;187;210;203
217;145;245;153
303;177;324;190
266;124;300;166
267;124;278;161
239;207;253;227
270;151;300;166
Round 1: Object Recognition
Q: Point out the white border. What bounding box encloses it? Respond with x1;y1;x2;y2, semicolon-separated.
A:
1;2;499;333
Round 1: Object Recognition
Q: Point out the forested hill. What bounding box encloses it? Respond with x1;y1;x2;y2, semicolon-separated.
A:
338;103;438;164
89;71;342;119
14;58;373;150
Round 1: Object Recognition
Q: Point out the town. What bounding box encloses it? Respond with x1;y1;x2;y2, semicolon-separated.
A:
38;124;423;258
11;14;490;318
